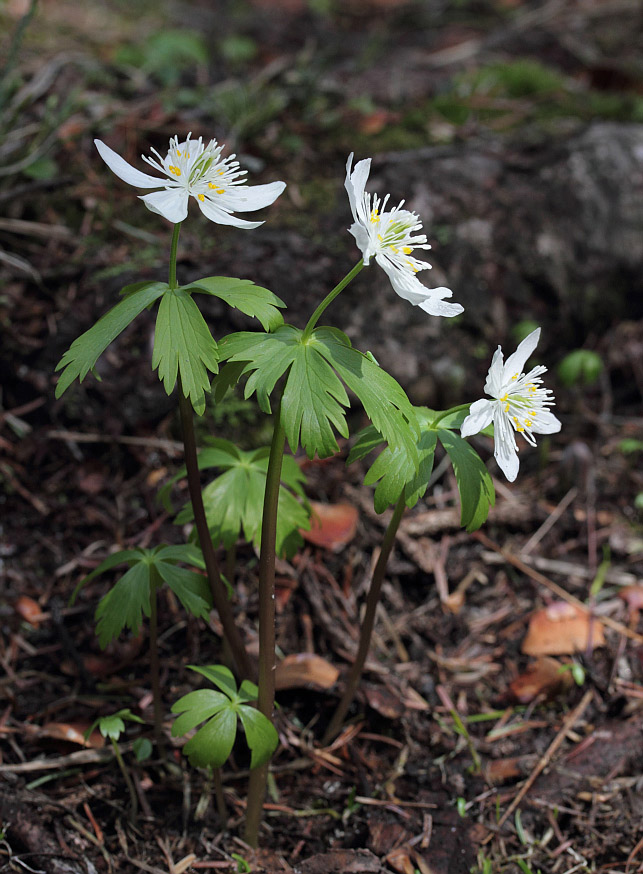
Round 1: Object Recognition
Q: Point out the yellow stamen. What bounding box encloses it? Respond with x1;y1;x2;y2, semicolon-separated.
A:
402;246;412;255
511;374;518;381
169;166;181;176
504;403;510;412
525;419;532;427
512;416;524;432
176;150;181;157
370;208;379;223
198;194;205;202
390;245;399;254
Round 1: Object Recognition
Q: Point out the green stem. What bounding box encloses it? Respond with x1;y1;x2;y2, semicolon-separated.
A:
167;224;251;679
302;260;364;341
179;387;252;679
322;491;407;746
168;223;181;289
110;738;138;823
148;569;166;759
244;409;286;847
430;402;472;428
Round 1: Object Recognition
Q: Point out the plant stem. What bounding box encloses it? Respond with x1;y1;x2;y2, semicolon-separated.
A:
430;402;472;428
110;737;138;823
212;767;228;828
179;387;252;679
244;409;286;847
302;260;364;341
148;568;166;758
323;491;407;745
167;223;251;679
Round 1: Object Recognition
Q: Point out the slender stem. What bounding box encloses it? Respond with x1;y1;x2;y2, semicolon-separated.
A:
179;387;252;679
110;738;138;823
302;260;364;341
323;491;407;745
167;223;252;679
168;223;181;289
244;409;286;847
430;402;472;428
148;569;166;759
212;767;228;828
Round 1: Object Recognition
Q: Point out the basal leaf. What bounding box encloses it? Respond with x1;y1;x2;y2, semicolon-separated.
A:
156;562;212;621
170;689;229;736
188;664;238;698
69;548;143;606
238;706;279;769
94;562;151;648
55;282;168;397
182;707;237;768
438;428;495;532
184;276;285;332
152;288;219;416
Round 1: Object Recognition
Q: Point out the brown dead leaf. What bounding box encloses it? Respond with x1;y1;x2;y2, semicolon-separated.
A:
508;657;573;703
619;584;643;612
15;596;43;627
522;602;605;655
363;684;404;719
40;722;104;749
301;501;358;551
274;653;339;691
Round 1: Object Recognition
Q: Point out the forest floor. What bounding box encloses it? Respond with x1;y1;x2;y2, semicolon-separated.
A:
1;1;643;873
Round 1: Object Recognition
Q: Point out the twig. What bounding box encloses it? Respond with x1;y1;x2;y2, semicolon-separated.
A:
521;487;577;555
47;430;183;455
495;689;594;829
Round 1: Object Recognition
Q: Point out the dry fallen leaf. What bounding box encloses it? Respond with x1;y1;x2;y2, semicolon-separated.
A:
619;584;643;613
301;501;358;551
274;653;339;691
15;595;43;627
522;602;605;655
40;722;104;749
508;656;573;703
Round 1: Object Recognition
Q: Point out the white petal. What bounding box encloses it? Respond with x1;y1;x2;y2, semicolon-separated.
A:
532;410;561;434
197;198;262;229
495;438;520;481
417;288;463;318
345;154;371;219
493;412;520;481
349;222;373;263
376;257;428;304
461;399;494;437
224;180;286;212
484;346;505;397
139;189;189;223
95;140;164;189
503;327;541;382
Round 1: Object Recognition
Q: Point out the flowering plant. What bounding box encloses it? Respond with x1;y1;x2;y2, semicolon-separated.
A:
56;134;560;846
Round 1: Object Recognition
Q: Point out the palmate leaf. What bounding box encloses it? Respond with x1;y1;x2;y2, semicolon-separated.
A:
437;428;495;532
348;407;492;526
217;325;419;467
152;288;219;416
171;665;278;770
74;545;211;649
55;281;168;398
183;277;285;332
174;441;310;558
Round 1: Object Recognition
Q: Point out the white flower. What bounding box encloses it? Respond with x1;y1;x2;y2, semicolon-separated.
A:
94;134;286;228
344;153;463;318
461;328;561;481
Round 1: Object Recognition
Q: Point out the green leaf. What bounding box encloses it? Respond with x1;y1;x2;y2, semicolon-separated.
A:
175;443;310;559
152;287;219;416
94;562;151;648
55;282;168;397
404;430;438;509
69;548;143;606
347;425;385;465
183;707;237;768
438;428;495;532
238;706;279;769
155;562;212;621
171;689;230;736
89;708;144;742
184;277;285;332
219;326;418;465
188;664;238;698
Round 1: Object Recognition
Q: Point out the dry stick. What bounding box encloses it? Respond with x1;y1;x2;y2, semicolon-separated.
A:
178;388;252;680
322;492;407;746
244;412;286;847
474;531;643;645
495;688;594;830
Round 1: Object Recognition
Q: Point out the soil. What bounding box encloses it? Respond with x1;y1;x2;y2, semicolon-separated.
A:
1;2;643;873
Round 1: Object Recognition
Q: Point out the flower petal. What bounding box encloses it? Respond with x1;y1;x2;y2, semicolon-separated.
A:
196;198;262;229
532;410;561;434
224;180;286;212
417;288;464;318
494;414;520;481
503;328;541;382
95;140;164;189
461;399;494;437
345;154;371;221
139;189;189;223
484;346;505;397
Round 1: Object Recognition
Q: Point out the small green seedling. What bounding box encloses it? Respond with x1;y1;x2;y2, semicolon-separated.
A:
171;665;278;770
85;709;144;822
557;349;603;387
